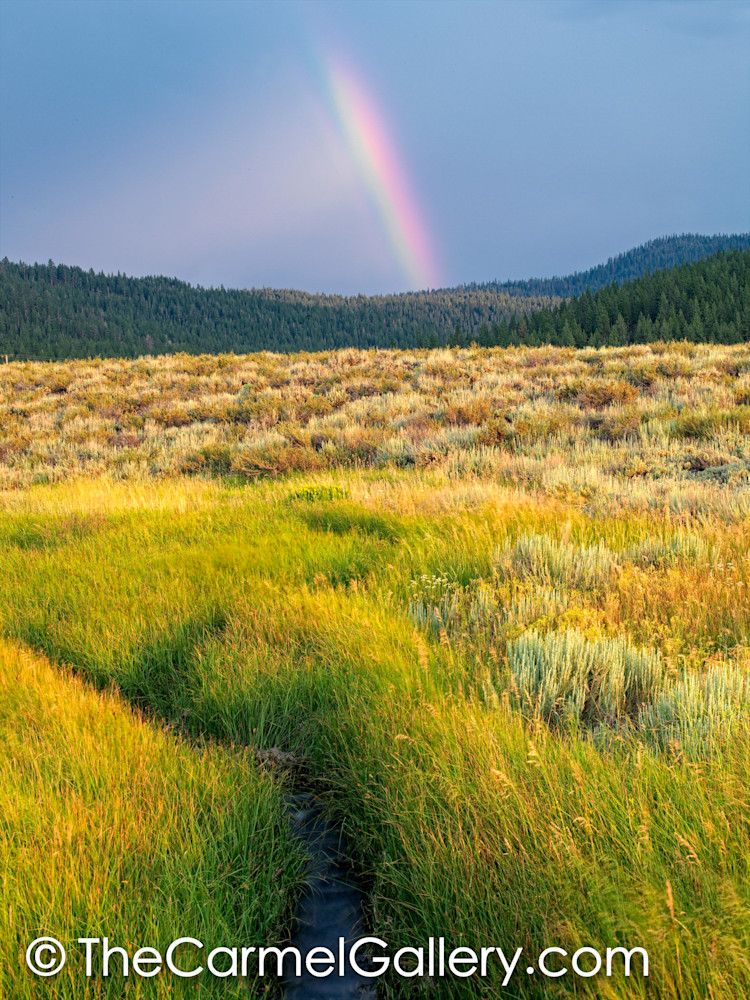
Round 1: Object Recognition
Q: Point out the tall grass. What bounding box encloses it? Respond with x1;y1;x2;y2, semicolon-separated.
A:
0;640;304;998
0;477;748;997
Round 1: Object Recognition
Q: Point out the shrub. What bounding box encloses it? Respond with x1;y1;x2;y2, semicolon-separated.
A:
476;415;514;446
668;410;718;441
636;663;750;756
375;436;415;468
623;532;713;569
623;363;659;388
512;410;574;442
576;379;639;409
181;444;233;475
296;394;334;422
230;444;323;477
589;407;642;441
149;405;193;427
493;533;619;591
722;404;750;434
507;628;666;726
441;397;493;426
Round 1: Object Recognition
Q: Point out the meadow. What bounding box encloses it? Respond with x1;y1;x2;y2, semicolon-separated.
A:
1;340;749;998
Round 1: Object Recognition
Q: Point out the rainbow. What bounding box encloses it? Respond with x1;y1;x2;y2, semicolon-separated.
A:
322;55;441;292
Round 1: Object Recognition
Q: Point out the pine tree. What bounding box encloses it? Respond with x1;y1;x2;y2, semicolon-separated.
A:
609;314;628;346
560;321;575;347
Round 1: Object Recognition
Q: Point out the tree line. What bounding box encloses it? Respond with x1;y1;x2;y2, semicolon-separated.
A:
0;237;748;360
0;261;553;359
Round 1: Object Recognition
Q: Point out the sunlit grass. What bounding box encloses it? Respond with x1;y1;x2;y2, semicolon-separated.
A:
2;340;750;997
0;466;748;997
0;640;304;998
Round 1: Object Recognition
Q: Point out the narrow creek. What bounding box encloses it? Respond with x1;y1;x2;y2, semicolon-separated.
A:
283;791;376;999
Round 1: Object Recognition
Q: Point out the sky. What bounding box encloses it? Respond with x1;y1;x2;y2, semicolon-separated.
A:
1;0;748;295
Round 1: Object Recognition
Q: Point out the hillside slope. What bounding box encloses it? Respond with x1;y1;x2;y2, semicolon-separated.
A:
480;232;750;298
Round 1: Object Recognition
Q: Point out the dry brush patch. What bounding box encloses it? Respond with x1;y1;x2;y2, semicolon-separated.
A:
2;343;750;521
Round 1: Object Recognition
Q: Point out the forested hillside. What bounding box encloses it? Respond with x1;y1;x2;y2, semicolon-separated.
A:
474;248;750;348
0;261;553;359
479;232;750;298
1;236;748;359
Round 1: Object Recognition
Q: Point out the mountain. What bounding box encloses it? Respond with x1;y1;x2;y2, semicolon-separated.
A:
477;233;750;298
1;233;748;359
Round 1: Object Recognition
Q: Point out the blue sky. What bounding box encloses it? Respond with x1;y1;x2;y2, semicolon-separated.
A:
1;0;748;294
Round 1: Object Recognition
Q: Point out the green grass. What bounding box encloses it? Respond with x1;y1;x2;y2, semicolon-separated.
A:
1;472;748;997
0;639;304;998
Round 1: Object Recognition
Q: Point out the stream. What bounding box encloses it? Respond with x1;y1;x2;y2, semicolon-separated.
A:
283;791;376;999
